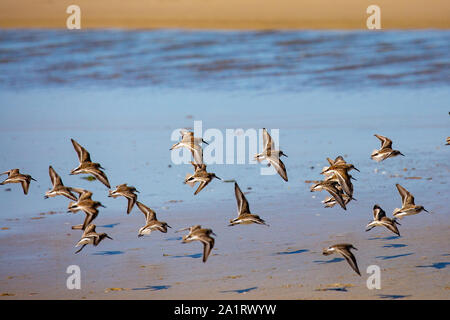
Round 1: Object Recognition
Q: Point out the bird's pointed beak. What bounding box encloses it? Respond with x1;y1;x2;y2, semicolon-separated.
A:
423;208;429;213
354;167;360;172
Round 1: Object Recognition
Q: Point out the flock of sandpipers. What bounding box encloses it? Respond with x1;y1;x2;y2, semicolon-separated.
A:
1;130;446;276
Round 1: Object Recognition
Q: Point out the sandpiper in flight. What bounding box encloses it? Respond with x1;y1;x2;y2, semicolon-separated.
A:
108;183;139;214
0;169;36;195
170;129;208;164
45;166;78;201
322;243;361;276
177;225;216;263
67;188;105;230
311;180;349;210
366;204;401;236
184;161;221;195
371;134;404;162
70;138;111;188
136;201;171;237
75;224;113;254
229;182;269;226
254;128;288;181
393;184;429;219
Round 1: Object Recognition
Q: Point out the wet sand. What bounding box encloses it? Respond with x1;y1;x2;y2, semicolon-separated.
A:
0;193;449;300
0;0;449;30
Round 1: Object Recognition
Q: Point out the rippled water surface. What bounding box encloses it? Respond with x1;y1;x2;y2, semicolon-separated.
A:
0;29;449;90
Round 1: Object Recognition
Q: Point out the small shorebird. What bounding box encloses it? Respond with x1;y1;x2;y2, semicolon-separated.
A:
70;139;111;188
322;192;353;209
108;184;139;214
177;225;216;263
0;169;36;195
75;224;113;254
254;128;288;182
446;137;450;145
229;182;269;226
45;166;77;201
136;201;171;237
67;188;105;230
322;243;361;276
311;180;349;210
322;168;354;198
371;134;404;162
322;156;359;174
170;129;208;164
184;162;221;195
366;204;401;236
393;184;429;219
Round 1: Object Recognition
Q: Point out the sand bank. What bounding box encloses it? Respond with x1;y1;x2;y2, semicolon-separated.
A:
0;0;449;30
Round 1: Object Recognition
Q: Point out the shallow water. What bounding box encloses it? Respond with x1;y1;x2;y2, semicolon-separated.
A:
0;30;449;299
0;29;449;90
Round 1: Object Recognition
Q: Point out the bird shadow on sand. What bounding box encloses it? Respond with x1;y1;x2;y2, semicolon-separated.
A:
92;251;124;256
275;249;309;256
416;262;450;270
220;287;258;294
368;235;401;241
170;253;203;259
382;244;408;248
313;257;344;264
98;223;120;229
315;286;351;292
376;253;414;260
378;294;411;300
132;285;171;291
165;236;182;241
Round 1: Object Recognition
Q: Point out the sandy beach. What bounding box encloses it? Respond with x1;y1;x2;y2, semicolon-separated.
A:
0;0;449;30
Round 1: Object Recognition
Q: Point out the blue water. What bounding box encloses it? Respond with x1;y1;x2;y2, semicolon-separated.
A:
0;29;449;90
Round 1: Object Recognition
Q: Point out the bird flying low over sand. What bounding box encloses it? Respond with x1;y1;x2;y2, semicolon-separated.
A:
321;156;358;198
70;138;111;189
393;184;429;219
371;134;404;162
170;129;208;164
229;182;269;226
321;192;353;209
45;166;78;201
177;225;216;263
322;243;361;276
311;180;351;211
136;201;171;237
67;188;105;230
254;128;288;182
75;224;113;254
366;204;401;236
0;169;36;195
108;183;139;214
184;161;221;195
